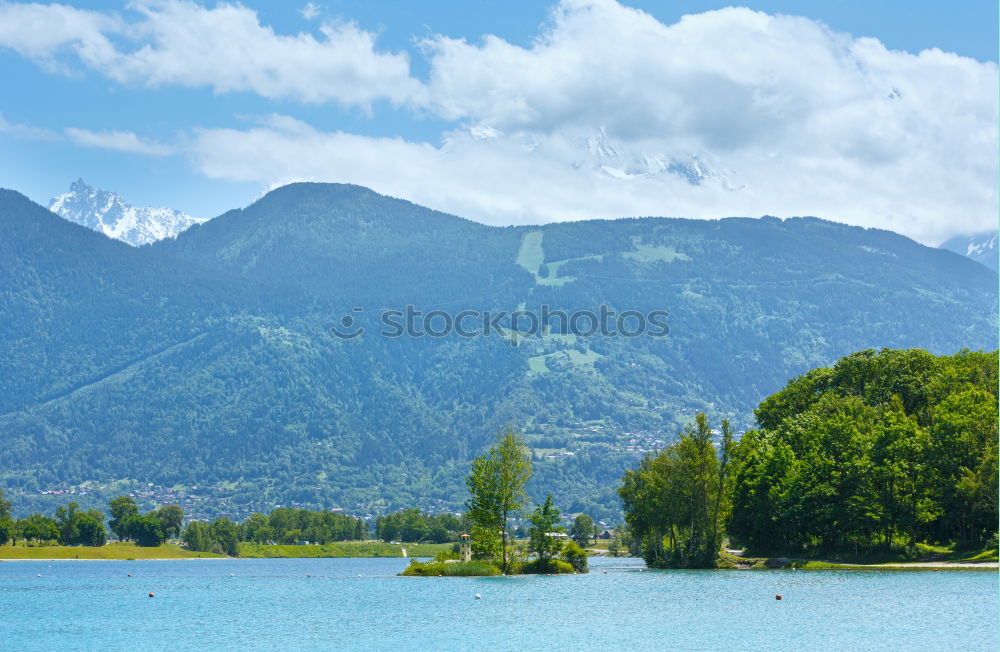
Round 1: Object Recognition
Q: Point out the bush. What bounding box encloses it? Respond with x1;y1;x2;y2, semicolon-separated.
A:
400;560;500;576
522;558;576;574
562;541;588;573
434;548;460;562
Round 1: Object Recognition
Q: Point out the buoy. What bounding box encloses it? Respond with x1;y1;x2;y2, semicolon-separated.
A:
475;593;481;600
148;592;155;598
775;594;782;600
128;573;132;577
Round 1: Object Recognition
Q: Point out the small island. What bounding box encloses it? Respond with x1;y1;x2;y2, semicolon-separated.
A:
402;430;589;577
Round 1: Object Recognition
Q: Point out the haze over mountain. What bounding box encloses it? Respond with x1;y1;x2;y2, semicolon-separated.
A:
939;232;998;272
49;179;205;246
1;183;996;519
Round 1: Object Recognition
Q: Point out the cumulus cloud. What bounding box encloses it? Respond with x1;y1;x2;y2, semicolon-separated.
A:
65;127;173;155
0;2;121;71
0;0;422;107
300;2;320;21
186;1;996;244
0;0;994;243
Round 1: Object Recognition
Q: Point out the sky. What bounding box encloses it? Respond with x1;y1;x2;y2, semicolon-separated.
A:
0;0;996;245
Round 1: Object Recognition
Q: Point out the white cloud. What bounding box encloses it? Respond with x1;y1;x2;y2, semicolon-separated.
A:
2;0;994;243
0;2;121;71
187;1;996;244
301;2;320;21
0;113;60;140
65;127;173;156
0;0;422;107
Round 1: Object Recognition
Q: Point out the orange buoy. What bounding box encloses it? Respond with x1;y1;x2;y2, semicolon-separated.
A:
148;592;155;598
775;594;782;600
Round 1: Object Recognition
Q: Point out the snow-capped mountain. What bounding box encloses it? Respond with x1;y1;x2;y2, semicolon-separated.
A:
583;127;740;189
939;231;998;272
49;179;205;246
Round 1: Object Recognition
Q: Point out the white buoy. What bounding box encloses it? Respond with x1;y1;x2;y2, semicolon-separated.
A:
475;593;481;600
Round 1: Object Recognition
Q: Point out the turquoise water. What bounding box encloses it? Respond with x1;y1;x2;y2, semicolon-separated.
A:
0;556;995;650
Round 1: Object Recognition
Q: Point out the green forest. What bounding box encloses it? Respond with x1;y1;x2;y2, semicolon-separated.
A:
0;183;996;519
620;348;999;567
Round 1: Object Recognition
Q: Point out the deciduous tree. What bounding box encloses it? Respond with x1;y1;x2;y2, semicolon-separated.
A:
466;426;532;573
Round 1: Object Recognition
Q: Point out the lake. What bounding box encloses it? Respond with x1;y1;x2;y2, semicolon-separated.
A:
0;556;995;650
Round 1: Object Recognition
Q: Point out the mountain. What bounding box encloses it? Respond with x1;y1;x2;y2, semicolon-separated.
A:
48;179;205;246
1;182;996;520
939;231;998;271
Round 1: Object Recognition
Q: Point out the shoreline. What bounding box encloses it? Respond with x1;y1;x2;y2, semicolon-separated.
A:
3;556;994;570
0;557;231;562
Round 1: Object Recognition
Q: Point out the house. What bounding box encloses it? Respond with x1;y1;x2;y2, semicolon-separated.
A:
597;529;615;540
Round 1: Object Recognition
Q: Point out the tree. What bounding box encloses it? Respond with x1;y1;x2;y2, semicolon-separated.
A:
466;426;533;573
131;515;165;547
155;505;184;540
239;512;272;543
209;517;239;556
108;496;139;541
570;514;595;547
17;514;59;544
55;502;82;545
76;514;107;547
528;495;562;565
0;489;12;545
54;503;105;546
562;540;588;573
183;521;212;552
619;413;727;568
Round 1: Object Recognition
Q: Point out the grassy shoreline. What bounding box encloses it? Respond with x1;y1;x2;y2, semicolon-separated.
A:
716;548;998;571
0;542;224;560
0;541;453;560
236;541;453;558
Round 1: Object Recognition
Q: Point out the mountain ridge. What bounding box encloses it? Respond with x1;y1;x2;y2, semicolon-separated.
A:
48;179;206;246
1;182;996;520
939;231;998;271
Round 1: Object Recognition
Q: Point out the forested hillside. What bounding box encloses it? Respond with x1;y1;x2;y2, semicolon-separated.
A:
1;183;995;519
620;348;998;568
731;348;998;553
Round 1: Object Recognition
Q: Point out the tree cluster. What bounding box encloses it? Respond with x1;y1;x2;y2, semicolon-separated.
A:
465;428;589;574
375;508;466;544
3;498;108;547
237;507;366;544
619;415;733;568
182;507;367;556
730;348;998;554
108;496;183;547
619;348;999;567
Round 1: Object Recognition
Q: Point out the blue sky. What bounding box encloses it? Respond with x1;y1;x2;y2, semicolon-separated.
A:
0;0;996;244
